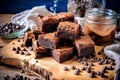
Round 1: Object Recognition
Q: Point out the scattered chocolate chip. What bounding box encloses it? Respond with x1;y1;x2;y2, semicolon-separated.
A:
12;78;16;80
86;67;91;73
110;61;115;65
108;66;114;70
98;61;102;65
97;51;102;55
19;75;23;80
90;71;95;78
12;47;16;51
12;43;15;45
26;52;31;56
17;47;21;51
101;66;107;73
74;68;80;75
70;65;76;70
84;62;88;66
96;71;100;75
20;69;25;73
16;50;20;54
81;67;86;70
89;62;93;67
28;47;33;51
20;43;25;47
36;61;39;63
21;51;25;55
17;39;21;42
104;59;108;64
100;72;107;78
63;67;69;71
23;48;27;51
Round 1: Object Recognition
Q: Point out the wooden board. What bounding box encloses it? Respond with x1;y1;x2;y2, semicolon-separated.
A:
0;39;115;80
0;39;35;68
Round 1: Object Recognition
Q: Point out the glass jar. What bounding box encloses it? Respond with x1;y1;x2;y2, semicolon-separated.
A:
67;0;106;17
84;8;117;45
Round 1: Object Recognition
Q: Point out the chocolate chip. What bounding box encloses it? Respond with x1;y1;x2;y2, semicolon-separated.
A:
97;51;102;55
16;50;20;54
86;67;91;73
74;68;80;75
101;66;107;73
100;72;107;78
20;43;25;47
36;61;39;63
12;47;16;51
81;67;86;70
90;71;95;78
17;39;21;42
19;75;23;80
23;48;27;51
28;47;33;51
104;59;108;64
108;66;114;70
21;51;25;55
20;69;25;73
70;65;76;70
17;47;21;51
12;78;16;80
89;62;93;67
26;52;31;56
96;71;100;75
84;62;88;66
110;61;115;65
98;61;102;65
63;67;69;71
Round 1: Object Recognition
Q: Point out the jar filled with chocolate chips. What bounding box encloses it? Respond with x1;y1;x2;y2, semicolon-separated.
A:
67;0;106;17
0;23;28;38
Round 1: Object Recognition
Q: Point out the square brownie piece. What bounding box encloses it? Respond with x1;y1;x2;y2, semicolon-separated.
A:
56;21;81;40
36;15;59;33
24;31;35;47
74;34;95;57
38;32;59;49
32;40;50;58
51;46;73;63
56;12;74;22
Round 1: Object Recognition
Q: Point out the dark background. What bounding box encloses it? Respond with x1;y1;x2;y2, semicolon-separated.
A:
0;0;120;14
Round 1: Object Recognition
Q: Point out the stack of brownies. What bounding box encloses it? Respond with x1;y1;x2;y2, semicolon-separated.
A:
23;12;95;63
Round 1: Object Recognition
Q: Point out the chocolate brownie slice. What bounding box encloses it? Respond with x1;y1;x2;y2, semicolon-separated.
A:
32;40;50;58
36;15;59;33
56;12;74;22
56;21;81;40
52;46;73;63
74;34;95;57
38;32;59;49
24;31;34;47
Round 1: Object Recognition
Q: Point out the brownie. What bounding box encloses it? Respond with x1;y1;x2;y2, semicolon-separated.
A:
33;27;41;40
51;46;73;63
74;34;95;57
56;12;74;22
36;15;59;33
24;31;34;47
32;40;50;58
38;32;59;49
56;21;81;40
